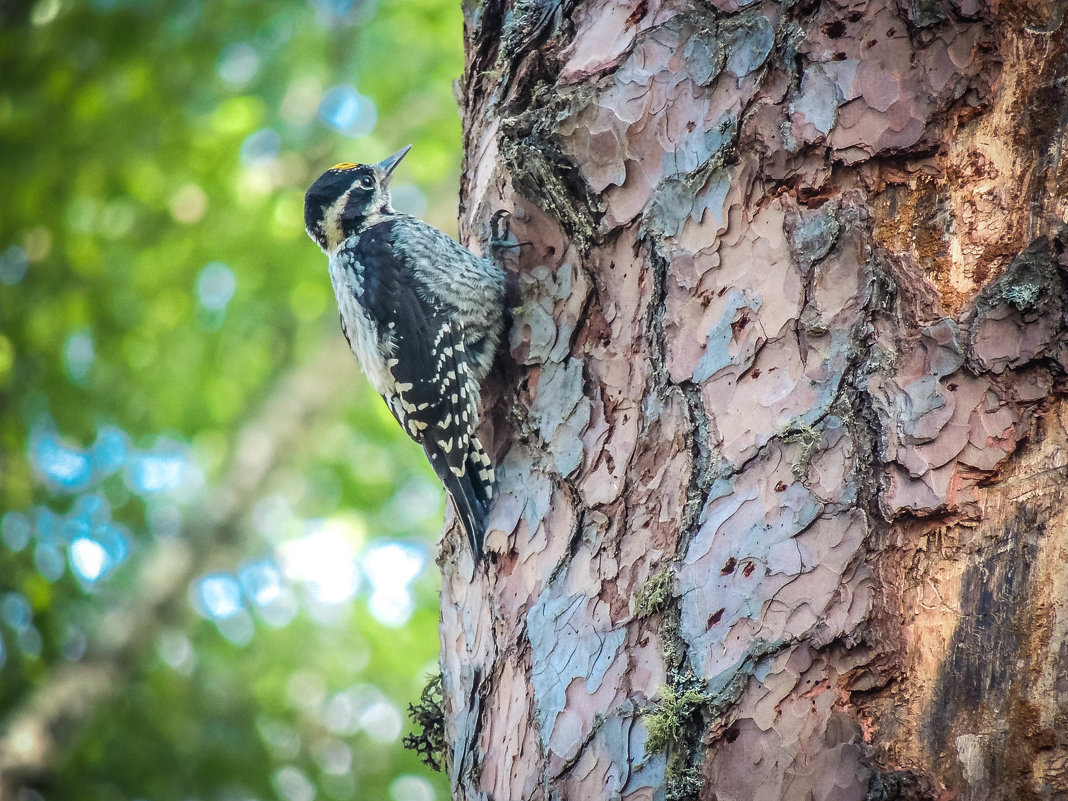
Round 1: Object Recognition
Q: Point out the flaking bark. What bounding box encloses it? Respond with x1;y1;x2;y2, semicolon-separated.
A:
443;2;1068;799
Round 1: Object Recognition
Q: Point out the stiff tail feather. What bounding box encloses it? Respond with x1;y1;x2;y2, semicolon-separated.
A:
441;468;489;557
425;435;495;561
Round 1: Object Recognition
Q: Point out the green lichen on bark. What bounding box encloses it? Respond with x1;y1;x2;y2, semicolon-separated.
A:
644;673;710;801
645;681;710;752
496;85;605;254
638;573;708;801
780;421;824;481
402;672;446;772
634;568;673;618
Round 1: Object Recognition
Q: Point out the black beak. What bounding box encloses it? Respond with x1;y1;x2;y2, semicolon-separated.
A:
375;145;412;180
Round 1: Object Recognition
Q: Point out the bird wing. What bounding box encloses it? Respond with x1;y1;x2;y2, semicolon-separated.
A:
350;220;494;552
350;220;478;453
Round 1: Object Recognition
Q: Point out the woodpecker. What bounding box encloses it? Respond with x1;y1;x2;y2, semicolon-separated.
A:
304;146;505;559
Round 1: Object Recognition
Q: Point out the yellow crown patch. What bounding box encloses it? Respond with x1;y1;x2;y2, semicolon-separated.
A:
330;162;360;170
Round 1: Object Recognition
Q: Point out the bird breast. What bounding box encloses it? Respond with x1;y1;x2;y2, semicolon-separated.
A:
328;251;396;399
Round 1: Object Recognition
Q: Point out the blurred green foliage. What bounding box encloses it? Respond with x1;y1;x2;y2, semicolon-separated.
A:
0;0;464;798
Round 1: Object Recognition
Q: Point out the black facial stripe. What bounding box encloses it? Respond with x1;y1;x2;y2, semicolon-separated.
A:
343;187;375;220
306;171;353;203
304;200;326;237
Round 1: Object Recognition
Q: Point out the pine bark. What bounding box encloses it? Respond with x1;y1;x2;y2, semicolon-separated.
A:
440;2;1068;800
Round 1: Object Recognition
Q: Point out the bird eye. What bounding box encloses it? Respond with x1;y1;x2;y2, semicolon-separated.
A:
358;176;375;190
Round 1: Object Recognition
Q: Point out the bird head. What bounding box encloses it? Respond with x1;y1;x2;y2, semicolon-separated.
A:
304;145;411;253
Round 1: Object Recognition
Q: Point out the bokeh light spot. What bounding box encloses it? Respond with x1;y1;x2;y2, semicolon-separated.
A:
239;559;282;606
273;766;314;801
391;775;436;801
313;738;352;775
70;536;108;582
196;262;236;310
70;493;108;527
2;512;32;552
252;494;298;542
318;85;377;137
30;0;60;25
125;441;200;497
256;586;299;628
286;670;326;711
320;683;403;743
35;507;60;541
67;196;100;234
0;245;29;285
368;587;414;627
361;698;402;743
278;518;362;605
321;689;359;736
217;42;261;86
193;572;243;620
362;541;424;626
101;198;137;239
61;627;87;662
91;427;128;475
217;608;255;645
23;226;52;261
258;719;301;760
170;183;208;223
157;628;196;674
280;77;322;125
29;425;93;493
240;128;281;167
34;543;66;582
64;330;94;382
127;451;183;493
82;521;129;580
17;627;42;658
384;477;442;526
362;541;423;585
309;0;377;26
1;593;33;631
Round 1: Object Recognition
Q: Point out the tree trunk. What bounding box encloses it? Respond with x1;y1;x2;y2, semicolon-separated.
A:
438;2;1068;799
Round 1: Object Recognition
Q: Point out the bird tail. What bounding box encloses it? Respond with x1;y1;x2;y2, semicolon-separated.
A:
426;435;495;560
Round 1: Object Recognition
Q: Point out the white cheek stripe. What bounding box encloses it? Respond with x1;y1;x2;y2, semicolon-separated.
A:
324;190;351;253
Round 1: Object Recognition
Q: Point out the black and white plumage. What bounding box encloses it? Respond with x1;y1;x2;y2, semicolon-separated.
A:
304;146;505;559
